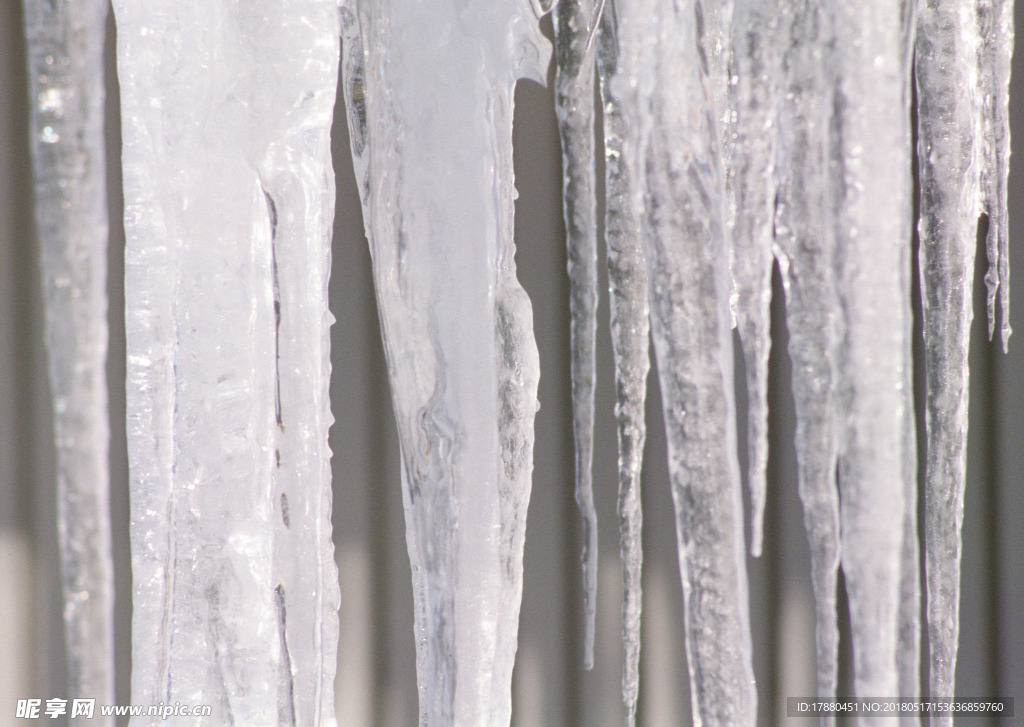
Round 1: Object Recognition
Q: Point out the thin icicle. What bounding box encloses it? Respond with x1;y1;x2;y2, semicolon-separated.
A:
339;0;548;723
915;0;981;719
616;0;756;722
772;0;841;714
897;0;921;709
114;2;340;724
597;1;651;721
832;0;915;700
728;0;780;557
21;1;115;718
977;0;1014;349
553;0;600;670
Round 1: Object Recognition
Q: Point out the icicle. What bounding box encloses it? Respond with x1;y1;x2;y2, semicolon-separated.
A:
978;0;1014;349
728;0;780;557
897;0;921;709
615;0;756;722
915;0;981;719
553;0;601;672
21;1;115;718
113;2;340;724
596;1;652;722
832;0;915;700
339;0;548;723
772;0;841;713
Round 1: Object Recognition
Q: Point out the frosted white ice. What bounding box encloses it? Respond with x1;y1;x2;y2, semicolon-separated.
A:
614;0;756;722
114;2;340;724
22;1;115;719
553;0;601;671
597;2;652;722
832;0;916;700
340;1;548;724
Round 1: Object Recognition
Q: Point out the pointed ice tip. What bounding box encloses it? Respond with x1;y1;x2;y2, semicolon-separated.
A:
1001;323;1011;354
750;524;763;558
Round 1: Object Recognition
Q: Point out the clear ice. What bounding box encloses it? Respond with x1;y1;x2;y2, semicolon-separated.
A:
597;1;652;722
553;0;601;671
22;0;115;717
339;0;548;723
113;2;340;724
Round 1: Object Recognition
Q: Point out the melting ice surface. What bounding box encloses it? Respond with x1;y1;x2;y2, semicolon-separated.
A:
114;1;340;724
340;0;548;723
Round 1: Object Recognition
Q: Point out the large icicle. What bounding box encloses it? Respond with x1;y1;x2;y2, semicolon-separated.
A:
553;0;600;670
615;0;756;722
772;0;841;713
978;0;1014;348
915;0;981;718
597;2;652;722
21;0;115;717
340;1;548;724
832;0;916;700
728;0;779;557
114;3;340;724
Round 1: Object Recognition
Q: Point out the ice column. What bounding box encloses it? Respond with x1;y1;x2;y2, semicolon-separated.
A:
614;0;757;722
915;0;980;713
772;0;842;712
916;0;1014;716
339;1;548;724
597;2;652;722
832;0;917;700
21;0;115;717
729;0;780;557
113;3;340;725
553;0;601;671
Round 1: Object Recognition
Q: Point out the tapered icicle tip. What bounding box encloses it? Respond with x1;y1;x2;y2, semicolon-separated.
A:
750;513;764;558
580;501;597;670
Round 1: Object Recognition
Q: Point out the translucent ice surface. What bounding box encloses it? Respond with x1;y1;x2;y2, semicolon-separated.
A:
597;2;652;721
553;0;601;671
113;2;340;724
614;0;757;722
22;1;115;718
340;0;548;723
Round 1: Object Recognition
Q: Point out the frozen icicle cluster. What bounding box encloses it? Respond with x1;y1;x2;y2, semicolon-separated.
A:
22;0;115;718
114;2;340;725
28;0;1012;719
339;0;548;724
555;0;1012;722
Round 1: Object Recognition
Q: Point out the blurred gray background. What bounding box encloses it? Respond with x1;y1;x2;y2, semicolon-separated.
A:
1;3;1022;725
